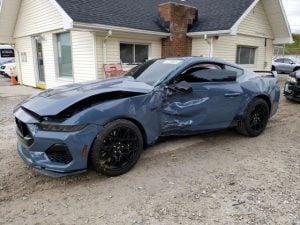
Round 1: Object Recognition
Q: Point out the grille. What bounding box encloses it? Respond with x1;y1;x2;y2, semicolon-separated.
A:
290;84;300;93
15;118;33;146
46;144;73;164
15;118;31;137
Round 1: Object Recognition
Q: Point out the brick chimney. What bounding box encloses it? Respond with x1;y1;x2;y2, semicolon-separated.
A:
159;2;198;57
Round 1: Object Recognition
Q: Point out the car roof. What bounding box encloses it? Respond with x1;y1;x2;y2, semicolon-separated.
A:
160;56;244;69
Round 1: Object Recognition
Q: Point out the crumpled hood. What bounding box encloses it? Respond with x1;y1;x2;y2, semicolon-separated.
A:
21;77;153;116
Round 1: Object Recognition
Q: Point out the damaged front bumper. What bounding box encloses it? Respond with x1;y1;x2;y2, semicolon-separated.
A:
284;81;300;102
15;107;103;177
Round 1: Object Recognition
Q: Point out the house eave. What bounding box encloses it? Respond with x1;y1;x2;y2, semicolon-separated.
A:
0;36;14;44
187;30;232;37
274;37;294;45
230;0;260;35
73;22;170;37
49;0;73;29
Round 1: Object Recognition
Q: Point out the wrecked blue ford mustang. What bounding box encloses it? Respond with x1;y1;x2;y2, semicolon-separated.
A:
14;57;280;177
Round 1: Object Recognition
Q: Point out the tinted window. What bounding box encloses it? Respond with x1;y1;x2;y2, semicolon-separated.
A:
183;66;237;83
236;46;256;64
120;44;133;64
225;65;243;76
56;32;73;77
284;58;294;64
275;58;284;63
120;43;149;64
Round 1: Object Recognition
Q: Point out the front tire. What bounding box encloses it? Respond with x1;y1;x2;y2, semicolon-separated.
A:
235;98;270;137
90;119;143;176
293;67;300;72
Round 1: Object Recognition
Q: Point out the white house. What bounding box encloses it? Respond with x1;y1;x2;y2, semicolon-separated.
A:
0;0;292;89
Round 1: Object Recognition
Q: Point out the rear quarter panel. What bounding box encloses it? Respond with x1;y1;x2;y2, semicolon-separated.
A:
237;73;280;118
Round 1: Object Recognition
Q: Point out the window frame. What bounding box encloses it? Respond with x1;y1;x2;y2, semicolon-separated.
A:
236;46;257;65
120;42;150;65
275;58;284;63
224;65;244;77
171;62;240;84
54;31;74;79
283;58;294;64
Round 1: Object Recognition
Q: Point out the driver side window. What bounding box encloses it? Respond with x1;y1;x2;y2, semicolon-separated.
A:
284;58;293;64
181;64;238;83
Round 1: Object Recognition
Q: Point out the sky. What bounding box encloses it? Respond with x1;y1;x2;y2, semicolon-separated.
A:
282;0;300;34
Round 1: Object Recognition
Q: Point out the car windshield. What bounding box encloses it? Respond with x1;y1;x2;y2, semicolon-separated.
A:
125;59;184;86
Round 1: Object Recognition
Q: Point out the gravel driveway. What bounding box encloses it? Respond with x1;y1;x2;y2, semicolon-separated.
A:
0;76;299;225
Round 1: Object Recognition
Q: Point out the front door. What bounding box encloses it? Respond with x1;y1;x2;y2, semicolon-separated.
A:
161;63;244;135
35;39;45;84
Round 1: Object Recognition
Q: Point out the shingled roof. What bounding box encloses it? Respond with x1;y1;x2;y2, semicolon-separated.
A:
55;0;255;33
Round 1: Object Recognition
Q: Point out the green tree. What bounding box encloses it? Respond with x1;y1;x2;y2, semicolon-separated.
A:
285;35;300;55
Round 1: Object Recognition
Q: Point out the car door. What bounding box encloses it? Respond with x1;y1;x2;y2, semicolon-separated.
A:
160;63;244;135
274;58;285;72
283;58;295;73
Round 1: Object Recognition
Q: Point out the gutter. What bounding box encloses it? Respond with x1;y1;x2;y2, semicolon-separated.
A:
187;30;232;37
73;22;170;37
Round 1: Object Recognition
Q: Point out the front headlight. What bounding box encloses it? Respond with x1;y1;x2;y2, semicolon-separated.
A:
38;124;87;132
288;76;297;83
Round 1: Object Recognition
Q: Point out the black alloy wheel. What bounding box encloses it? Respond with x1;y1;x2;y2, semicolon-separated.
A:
248;102;269;132
235;98;270;137
90;119;143;176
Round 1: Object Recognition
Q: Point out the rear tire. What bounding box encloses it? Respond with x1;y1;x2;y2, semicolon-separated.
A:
90;119;143;176
235;98;270;137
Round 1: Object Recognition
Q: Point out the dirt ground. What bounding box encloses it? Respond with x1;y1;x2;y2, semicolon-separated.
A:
0;76;299;225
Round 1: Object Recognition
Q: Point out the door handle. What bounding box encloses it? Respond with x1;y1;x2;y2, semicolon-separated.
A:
224;92;241;97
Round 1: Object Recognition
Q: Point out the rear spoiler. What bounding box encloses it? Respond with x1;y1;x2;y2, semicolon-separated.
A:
254;71;278;78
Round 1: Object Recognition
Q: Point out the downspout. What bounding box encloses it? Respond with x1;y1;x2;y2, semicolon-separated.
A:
102;30;112;65
204;35;214;57
264;38;267;69
209;37;214;57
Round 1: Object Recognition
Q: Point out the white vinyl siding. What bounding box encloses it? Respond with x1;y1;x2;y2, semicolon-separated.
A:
96;34;162;79
192;35;273;71
14;0;64;38
71;31;97;83
14;36;37;87
43;32;74;88
262;0;291;40
238;0;273;38
192;0;274;71
44;31;98;88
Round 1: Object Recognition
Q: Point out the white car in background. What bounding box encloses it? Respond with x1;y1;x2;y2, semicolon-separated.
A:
0;60;17;78
272;57;300;74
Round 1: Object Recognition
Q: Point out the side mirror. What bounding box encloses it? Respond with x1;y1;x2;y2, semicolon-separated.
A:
173;81;193;93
